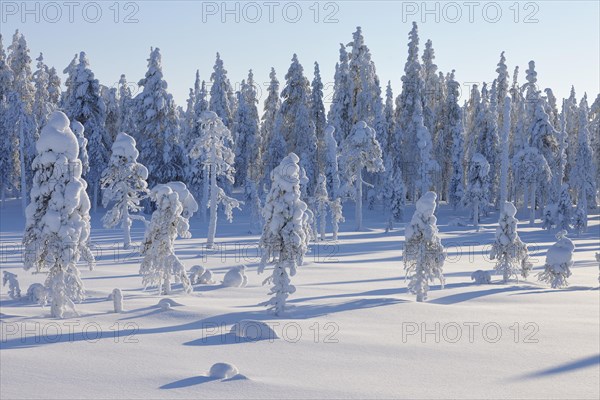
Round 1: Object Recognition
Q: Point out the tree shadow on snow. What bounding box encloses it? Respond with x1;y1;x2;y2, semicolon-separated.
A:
428;284;541;305
513;354;600;380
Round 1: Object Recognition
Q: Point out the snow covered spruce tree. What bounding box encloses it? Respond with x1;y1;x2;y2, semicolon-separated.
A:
259;67;282;193
258;153;310;315
0;38;18;205
189;111;240;248
403;191;445;302
311;62;327;170
275;54;318;194
328;44;352;144
463;153;490;229
513;146;551;225
22;111;95;318
209;52;235;129
233;70;261;192
490;201;531;282
573;97;597;212
139;183;195;295
446;71;465;210
323;126;341;198
135;47;184;186
340;121;384;231
32;53;53;129
62;52;109;212
7;30;37;211
555;183;573;231
313;174;330;241
101;133;149;249
537;230;575;289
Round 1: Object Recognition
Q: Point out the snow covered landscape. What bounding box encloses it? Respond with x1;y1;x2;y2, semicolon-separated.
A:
1;2;599;399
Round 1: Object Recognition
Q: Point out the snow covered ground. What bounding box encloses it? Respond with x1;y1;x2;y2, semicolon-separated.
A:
1;198;599;399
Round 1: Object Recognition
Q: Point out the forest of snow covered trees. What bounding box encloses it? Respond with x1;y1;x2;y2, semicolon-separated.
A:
0;16;599;399
1;22;599;313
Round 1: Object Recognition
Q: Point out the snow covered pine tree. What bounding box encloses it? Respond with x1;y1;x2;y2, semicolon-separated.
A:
258;153;310;315
22;111;95;318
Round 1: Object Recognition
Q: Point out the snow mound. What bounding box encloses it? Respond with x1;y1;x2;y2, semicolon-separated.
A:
471;270;492;284
222;265;248;288
156;298;183;310
36;111;79;160
416;191;437;216
230;320;279;340
209;363;239;379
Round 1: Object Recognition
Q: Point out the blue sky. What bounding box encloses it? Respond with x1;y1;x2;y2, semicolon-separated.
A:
1;1;598;111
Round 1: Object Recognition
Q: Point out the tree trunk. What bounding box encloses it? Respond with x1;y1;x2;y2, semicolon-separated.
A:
473;200;479;229
202;165;210;222
19;120;27;215
122;205;131;250
529;181;536;225
355;169;363;231
207;163;218;248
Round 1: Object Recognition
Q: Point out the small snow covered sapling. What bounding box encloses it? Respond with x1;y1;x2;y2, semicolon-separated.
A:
222;265;248;287
189;111;241;249
258;153;310;315
537;230;575;288
403;192;445;302
490;201;532;282
22;111;95;318
139;182;195;295
462;153;490;229
330;198;345;241
112;288;123;313
2;271;21;299
100;132;149;249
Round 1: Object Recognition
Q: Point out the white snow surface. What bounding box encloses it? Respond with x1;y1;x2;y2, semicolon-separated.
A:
1;198;599;399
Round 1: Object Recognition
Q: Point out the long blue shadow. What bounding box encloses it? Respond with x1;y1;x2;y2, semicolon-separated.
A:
519;354;600;379
160;375;218;389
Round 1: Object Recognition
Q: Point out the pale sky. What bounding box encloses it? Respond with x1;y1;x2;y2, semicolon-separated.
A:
1;1;599;111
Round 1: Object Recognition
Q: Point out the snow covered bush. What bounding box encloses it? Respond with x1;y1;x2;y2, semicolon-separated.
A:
22;111;95;318
537;230;575;288
462;153;490;229
340;121;384;231
139;183;195;295
471;270;492;285
189;111;241;249
330;198;345;241
403;191;445;302
112;288;123;313
101;132;149;249
222;265;248;288
490;201;532;282
199;269;215;284
2;271;21;299
258;153;310;315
